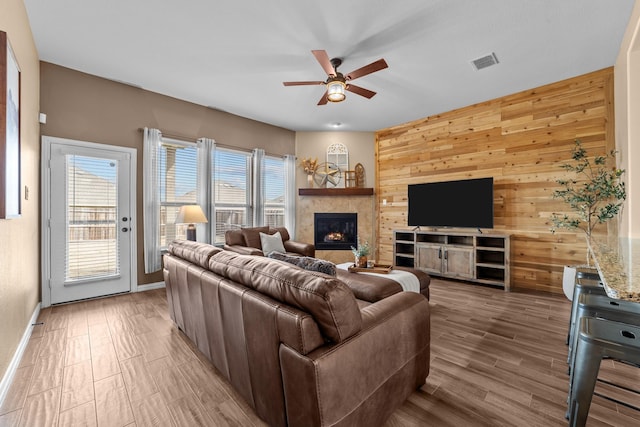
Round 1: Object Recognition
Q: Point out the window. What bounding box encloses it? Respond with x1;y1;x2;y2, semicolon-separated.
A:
263;155;285;228
159;139;197;248
144;128;293;266
213;148;251;244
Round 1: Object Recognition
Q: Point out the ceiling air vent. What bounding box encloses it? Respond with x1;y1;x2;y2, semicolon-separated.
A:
471;53;499;71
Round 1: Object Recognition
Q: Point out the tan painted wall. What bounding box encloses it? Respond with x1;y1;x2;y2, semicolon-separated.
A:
295;132;376;263
40;63;296;285
295;131;376;188
615;0;640;238
0;0;41;383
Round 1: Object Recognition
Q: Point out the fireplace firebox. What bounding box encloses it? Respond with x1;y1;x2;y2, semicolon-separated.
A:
314;213;357;250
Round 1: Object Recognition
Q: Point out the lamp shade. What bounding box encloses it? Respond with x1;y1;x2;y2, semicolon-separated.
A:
175;205;208;224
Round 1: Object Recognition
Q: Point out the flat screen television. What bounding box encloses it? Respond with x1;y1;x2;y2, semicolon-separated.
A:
408;177;494;229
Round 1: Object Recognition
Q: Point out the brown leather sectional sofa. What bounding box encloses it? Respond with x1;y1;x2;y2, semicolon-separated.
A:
225;226;431;301
163;240;431;427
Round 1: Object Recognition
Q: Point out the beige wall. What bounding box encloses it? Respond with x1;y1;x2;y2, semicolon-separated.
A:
295;132;376;263
295;131;376;188
0;0;40;384
615;0;640;238
40;63;296;285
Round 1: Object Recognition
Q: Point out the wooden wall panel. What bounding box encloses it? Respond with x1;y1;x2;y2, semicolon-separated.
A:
375;68;615;294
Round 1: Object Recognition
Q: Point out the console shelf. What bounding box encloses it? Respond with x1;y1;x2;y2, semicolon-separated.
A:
393;230;511;290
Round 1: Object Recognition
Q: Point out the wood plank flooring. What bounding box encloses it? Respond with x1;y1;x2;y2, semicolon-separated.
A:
1;279;640;426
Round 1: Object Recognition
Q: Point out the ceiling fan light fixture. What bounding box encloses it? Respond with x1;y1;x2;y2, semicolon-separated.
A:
327;81;346;102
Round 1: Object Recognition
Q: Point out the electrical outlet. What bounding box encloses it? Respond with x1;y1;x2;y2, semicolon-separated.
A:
24;185;29;200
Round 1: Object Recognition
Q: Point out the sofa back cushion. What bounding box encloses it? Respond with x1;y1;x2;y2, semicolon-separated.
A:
168;240;222;268
225;228;245;246
273;227;290;242
241;226;270;249
209;250;362;342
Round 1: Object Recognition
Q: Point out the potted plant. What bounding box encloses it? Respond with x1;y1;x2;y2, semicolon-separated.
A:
550;139;626;299
351;237;371;268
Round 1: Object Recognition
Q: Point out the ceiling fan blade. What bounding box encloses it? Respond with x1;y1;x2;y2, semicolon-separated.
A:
312;50;336;76
283;81;325;86
346;59;388;81
317;91;329;105
346;84;376;99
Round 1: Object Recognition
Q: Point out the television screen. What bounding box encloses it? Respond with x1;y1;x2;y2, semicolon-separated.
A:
408;177;494;229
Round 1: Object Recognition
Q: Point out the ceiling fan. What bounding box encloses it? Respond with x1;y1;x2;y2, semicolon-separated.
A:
283;50;388;105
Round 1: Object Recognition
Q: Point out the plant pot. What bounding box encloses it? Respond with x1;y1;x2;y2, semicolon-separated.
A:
307;174;314;188
562;264;597;300
562;266;578;301
355;255;368;268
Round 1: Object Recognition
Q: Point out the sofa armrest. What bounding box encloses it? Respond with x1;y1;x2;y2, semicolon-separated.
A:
279;292;430;427
283;240;315;257
223;245;264;256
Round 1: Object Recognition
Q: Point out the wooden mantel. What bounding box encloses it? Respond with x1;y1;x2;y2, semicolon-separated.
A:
298;188;374;196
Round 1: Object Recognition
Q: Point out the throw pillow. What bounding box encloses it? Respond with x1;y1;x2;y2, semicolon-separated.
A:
268;252;337;276
260;231;286;255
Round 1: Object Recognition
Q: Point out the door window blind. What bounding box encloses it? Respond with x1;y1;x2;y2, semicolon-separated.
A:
66;155;119;281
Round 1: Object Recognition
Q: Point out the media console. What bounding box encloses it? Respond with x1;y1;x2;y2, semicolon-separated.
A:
393;230;511;290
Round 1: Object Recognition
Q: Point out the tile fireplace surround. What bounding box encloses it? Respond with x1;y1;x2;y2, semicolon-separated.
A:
297;190;375;264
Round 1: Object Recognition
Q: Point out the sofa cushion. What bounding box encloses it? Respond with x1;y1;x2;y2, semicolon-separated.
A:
273;227;290;242
260;231;286;255
242;226;270;249
268;252;336;276
168;240;222;269
225;229;245;246
209;250;361;342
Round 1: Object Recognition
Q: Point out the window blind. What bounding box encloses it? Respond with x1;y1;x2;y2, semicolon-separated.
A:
66;155;119;281
213;148;251;244
263;156;285;228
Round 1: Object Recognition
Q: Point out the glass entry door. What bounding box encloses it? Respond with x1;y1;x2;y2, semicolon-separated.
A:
45;139;133;304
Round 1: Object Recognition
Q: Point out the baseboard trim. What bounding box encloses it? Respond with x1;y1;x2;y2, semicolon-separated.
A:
137;281;165;292
0;302;41;407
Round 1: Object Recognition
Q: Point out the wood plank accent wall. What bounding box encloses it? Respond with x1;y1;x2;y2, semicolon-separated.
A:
375;68;615;294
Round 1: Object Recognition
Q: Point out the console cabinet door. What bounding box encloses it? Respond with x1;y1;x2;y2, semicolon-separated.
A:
444;247;474;279
416;244;443;274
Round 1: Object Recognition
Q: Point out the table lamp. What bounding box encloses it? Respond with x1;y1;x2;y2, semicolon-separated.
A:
175;205;208;241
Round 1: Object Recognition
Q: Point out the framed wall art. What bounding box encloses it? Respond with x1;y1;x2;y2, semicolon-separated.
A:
0;31;21;219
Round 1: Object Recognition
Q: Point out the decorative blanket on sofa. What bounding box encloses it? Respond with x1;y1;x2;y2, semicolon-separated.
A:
336;262;421;293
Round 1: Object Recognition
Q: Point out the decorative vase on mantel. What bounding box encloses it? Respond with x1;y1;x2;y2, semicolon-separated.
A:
300;158;318;188
355;255;368;268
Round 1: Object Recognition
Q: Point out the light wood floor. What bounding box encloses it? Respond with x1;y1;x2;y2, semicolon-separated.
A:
1;279;640;426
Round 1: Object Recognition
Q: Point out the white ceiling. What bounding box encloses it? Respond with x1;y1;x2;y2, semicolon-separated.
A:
24;0;635;132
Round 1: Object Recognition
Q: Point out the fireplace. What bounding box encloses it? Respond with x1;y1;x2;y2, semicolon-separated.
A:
314;213;357;250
